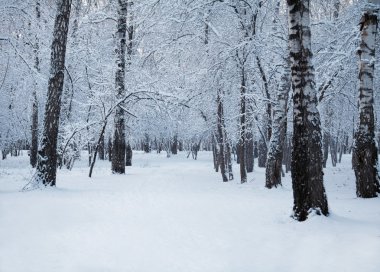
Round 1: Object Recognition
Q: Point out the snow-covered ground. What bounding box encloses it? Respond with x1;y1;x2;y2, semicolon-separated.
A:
0;151;379;272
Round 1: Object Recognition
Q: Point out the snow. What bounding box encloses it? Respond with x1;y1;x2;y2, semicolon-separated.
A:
1;151;380;272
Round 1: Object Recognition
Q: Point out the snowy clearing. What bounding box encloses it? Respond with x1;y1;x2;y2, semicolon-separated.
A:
1;151;380;272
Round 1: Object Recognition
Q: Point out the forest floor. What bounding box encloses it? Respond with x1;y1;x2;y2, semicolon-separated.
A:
0;151;380;272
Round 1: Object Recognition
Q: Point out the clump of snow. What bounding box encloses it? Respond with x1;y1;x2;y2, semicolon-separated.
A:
0;151;379;272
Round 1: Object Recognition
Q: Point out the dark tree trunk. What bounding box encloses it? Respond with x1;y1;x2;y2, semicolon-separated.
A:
216;89;228;182
331;136;337;167
125;143;132;166
2;150;7;160
111;0;128;174
257;55;272;153
158;140;162;153
344;133;349;154
322;131;329;168
88;143;92;167
257;137;267;168
108;137;112;161
287;0;328;221
98;132;105;160
35;0;72;186
30;0;40;168
239;69;247;183
89;121;107;178
352;8;380;198
171;134;178;155
245;130;254;173
338;141;343;163
212;136;219;172
144;133;150;153
30;90;38;168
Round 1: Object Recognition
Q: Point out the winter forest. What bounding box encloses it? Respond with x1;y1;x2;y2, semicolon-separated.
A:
1;0;380;271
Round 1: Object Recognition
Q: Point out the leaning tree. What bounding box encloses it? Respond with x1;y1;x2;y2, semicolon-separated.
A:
34;0;72;186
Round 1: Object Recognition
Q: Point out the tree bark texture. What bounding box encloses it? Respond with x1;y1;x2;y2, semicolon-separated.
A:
30;0;40;168
98;132;105;160
212;136;219;172
112;0;128;174
239;69;247;183
265;58;290;188
89;121;107;178
257;136;267;168
352;6;380;198
171;134;178;155
35;0;72;186
108;137;112;161
287;0;328;221
30;87;39;168
245;129;254;173
322;131;329;168
216;89;233;182
126;143;132;166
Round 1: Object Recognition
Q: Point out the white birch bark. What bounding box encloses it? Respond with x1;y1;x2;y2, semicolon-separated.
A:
352;3;380;197
287;0;328;221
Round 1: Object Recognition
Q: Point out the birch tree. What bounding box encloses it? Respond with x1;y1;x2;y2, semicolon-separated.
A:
265;0;291;188
265;57;290;188
352;0;380;198
112;0;128;174
287;0;329;221
30;0;41;168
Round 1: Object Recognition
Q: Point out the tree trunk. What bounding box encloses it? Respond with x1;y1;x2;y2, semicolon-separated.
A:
212;136;219;172
89;121;107;178
171;134;178;155
216;89;228;182
265;57;290;188
30;90;38;168
245;127;254;173
352;6;380;198
287;0;328;221
144;133;150;153
283;136;291;173
331;136;337;167
257;136;267;168
338;141;343;163
239;69;247;183
322;131;329;168
98;132;105;160
125;143;132;166
257;55;272;160
112;0;128;174
30;0;40;168
344;133;349;154
35;0;72;186
108;137;112;161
